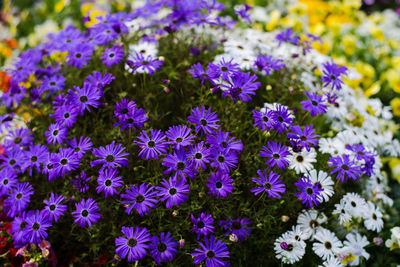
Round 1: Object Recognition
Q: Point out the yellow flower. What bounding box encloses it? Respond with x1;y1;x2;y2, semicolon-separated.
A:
365;81;381;97
265;10;281;31
55;0;69;13
389;158;400;182
390;98;400;117
387;69;400;93
370;25;385;41
50;51;69;62
341;254;357;265
342;35;357;55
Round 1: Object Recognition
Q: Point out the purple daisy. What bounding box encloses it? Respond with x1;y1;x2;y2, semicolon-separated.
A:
135;129;168;160
191;235;230;266
42;153;59;182
166;125;196;150
66;44;94;69
328;154;362;183
91;141;129;170
206;172;234;198
188;62;211;85
45;123;68;145
72;198;101;228
4;128;33;148
4;182;34;218
114;106;148;132
188;106;220;136
251;169;286;198
127;52;163;76
51;104;79;128
96;168;124;198
252;109;274;131
287;125;320;151
208;58;240;81
0;168;18;196
271;104;294;133
220;217;251;241
162;148;196;179
115;226;151;262
72;171;91;192
294;176;323;208
10;211;32;245
150;232;178;264
206;130;243;153
41;74;65;93
121;183;159;216
156;176;190;208
100;45;124;68
210;149;238;174
51;148;80;177
114;98;136;120
253;55;285;75
321;60;348;90
187;141;211;170
222;72;260;103
260;141;290;170
43;193;67;222
191;212;215;239
276;28;300;45
25;210;52;244
67;136;93;159
67;83;102;115
300;91;328;117
0;147;24;173
84;71;115;93
22;144;48;176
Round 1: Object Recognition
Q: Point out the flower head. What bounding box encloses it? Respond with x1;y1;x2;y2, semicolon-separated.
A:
100;45;124;68
121;183;158;216
135;129;168;160
150;232;178;264
156;176;190;208
43;193;67;222
300;92;328;117
188;106;220;136
260;141;290;170
72;198;101;228
191;235;230;266
206;172;234;198
191;212;215;239
294;176;323;208
251;169;286;198
115;226;151;262
96;168;124;198
91;141;129;170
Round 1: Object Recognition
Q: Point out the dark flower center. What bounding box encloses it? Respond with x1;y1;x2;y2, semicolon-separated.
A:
309;220;319;228
176;161;185;170
169;188;177;195
200;119;208;126
272;153;280;159
296;155;304;162
122;108;129;114
9;159;16;165
294;235;301;241
341;164;350;171
175;137;183;143
105;179;112;186
141;60;149;65
232;221;241;230
264;182;272;189
60;158;68;165
157;242;167;252
217;155;225;163
277;116;284;123
221;141;228;148
105;155;115;162
221;66;228;72
47;163;53;170
14;137;22;144
16;193;23;199
139;49;146;53
3;179;9;185
197;221;205;228
194;152;202;159
316;183;322;189
215;181;223;189
20;221;27;230
75;53;82;58
64;112;70;119
127;238;137;247
330;74;336;80
53;130;59;136
351;201;356;207
127;118;134;124
32;222;40;231
50;81;56;86
311;100;318;106
135;194;145;203
147;140;156;148
324;241;332;249
285;243;294;251
31;156;38;162
49;204;56;211
206;250;215;259
300;135;307;141
74;147;81;152
109;53;115;58
306;187;314;195
262;116;269;122
372;213;377;220
79;95;88;102
81;209;89;217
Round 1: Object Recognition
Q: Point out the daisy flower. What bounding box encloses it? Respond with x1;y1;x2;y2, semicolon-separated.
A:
295;176;323;208
45;123;68;145
67;83;102;115
0;168;18;196
206;130;243;153
191;235;230;267
156;176;190;208
251;169;286;198
328;154;362;183
166;125;196;150
25;210;52;244
188;141;211;170
300;91;328;117
274;231;305;264
43;193;67;222
307;169;334;202
115;226;151;262
221;72;260;103
260;141;290;170
312;229;343;261
321;60;348;91
91;141;129;170
297;209;327;240
252;109;274;131
96;168;124;198
271;104;294;133
72;171;91;192
363;201;384;232
341;232;370;266
149;232;178;264
188;106;220;136
288;148;317;174
220;217;251;241
121;183;158;216
100;45;124;68
162;148;196;179
332;199;352;225
210;149;238;174
126;52;163;76
191;212;215;239
206;171;234;198
22;144;48;176
135;129;168;160
67;136;93;159
4;182;34;218
51;148;80;177
287;125;319;151
72;198;101;228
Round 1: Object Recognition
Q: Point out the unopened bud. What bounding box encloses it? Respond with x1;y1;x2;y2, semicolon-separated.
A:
172;210;178;216
281;215;290;222
179;239;185;248
229;234;238;242
373;237;383;246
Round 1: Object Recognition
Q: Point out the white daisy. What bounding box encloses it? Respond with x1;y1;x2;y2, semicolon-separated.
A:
341;232;370;266
307;169;334;202
128;41;158;58
296;209;327;240
318;255;345;267
343;193;368;218
333;199;352;226
288;148;317;174
312;229;343;261
288;225;308;246
318;138;341;156
274;231;305;264
363;201;384;232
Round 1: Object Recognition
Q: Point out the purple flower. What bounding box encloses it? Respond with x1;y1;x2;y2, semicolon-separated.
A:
45;123;68;145
287;125;319;151
188;141;211;170
135;129;168;160
294;176;323;208
100;45;124;67
206;130;243;153
220;217;251;241
254;55;285;75
208;58;241;81
42;153;59;181
121;183;158;216
40;74;65;93
321;60;348;90
162;148;196;179
276;28;300;45
52;148;80;177
222;72;260;103
67;83;102;115
0;168;18;196
91;141;129;170
4;182;34;218
259;141;290;170
72;198;101;227
51;104;79;128
235;4;252;23
4;128;33;148
150;232;178;264
253;109;274;131
0;147;25;173
188;63;211;85
67;136;93;159
66;44;94;69
300;91;328;117
96;168;124;198
115;226;151;262
188;106;220;136
271;104;294;133
206;172;234;198
43;193;67;222
25;210;52;244
210;149;238;174
191;212;215;239
328;154;362;182
85;71;115;92
166;125;196;150
251;169;286;198
72;171;91;192
22;144;48;176
127;52;163;76
114;98;136;120
10;211;32;245
191;235;230;266
156;176;190;208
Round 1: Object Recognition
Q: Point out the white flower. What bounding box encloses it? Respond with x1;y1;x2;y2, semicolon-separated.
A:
307;169;334;202
319;138;343;156
341;232;370;266
363;201;384;232
288;148;317;174
128;42;158;58
296;209;327;240
318;256;345;267
313;229;343;261
332;199;352;225
274;231;305;264
385;227;400;249
343;193;368;218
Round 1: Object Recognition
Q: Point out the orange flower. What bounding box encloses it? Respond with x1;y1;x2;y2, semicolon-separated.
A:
0;72;11;93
